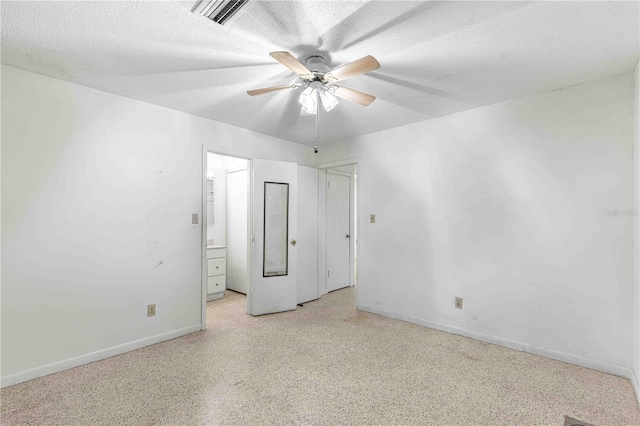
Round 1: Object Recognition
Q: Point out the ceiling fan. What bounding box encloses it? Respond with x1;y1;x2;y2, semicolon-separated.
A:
247;51;380;114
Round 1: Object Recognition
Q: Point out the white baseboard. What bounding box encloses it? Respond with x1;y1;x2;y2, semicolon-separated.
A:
358;305;632;379
631;369;640;407
1;324;202;389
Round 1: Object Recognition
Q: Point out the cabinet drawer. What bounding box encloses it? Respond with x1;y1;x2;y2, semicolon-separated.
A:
207;258;226;276
207;248;226;259
207;275;226;294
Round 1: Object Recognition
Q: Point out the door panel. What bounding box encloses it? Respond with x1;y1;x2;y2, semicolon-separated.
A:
226;168;248;294
327;172;350;292
250;159;298;315
297;166;319;304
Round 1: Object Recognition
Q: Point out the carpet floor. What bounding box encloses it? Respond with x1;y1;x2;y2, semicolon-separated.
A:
1;287;639;425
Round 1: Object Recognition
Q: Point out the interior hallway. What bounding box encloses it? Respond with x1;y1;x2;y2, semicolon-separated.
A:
1;287;639;425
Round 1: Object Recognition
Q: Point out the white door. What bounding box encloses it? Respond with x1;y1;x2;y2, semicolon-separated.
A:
326;172;351;292
297;166;319;304
226;167;248;294
249;159;298;316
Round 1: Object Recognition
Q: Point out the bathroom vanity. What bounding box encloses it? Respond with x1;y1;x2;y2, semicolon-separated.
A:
207;245;226;300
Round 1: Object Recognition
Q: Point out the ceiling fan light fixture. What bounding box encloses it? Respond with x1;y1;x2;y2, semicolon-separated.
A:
319;90;338;112
299;87;317;114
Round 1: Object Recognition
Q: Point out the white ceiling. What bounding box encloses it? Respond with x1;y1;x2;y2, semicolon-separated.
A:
2;1;638;146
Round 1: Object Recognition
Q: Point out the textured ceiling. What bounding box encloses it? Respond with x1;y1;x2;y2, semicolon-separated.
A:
2;1;638;146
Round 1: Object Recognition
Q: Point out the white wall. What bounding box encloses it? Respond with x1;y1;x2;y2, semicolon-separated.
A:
633;60;640;400
0;65;313;386
316;73;635;375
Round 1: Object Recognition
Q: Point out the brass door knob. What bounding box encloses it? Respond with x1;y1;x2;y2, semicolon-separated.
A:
290;239;297;246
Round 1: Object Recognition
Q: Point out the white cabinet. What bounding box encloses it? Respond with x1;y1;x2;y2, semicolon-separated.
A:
207;246;226;301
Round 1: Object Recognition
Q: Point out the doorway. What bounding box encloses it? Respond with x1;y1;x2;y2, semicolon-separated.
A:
203;155;311;321
203;152;250;321
319;163;357;296
202;152;345;323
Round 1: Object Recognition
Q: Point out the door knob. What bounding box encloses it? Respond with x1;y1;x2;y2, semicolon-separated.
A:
346;234;350;239
290;239;297;246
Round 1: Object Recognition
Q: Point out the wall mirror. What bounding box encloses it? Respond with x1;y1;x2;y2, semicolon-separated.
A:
263;182;289;277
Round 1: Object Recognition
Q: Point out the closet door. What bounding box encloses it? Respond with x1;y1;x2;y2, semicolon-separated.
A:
326;172;351;292
226;167;248;294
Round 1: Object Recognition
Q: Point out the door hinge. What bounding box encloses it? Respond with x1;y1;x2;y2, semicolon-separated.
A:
328;270;330;277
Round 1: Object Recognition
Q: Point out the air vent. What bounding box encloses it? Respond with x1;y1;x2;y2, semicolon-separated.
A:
192;0;249;25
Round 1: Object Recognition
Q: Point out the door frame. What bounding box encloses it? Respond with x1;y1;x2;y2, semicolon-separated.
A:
201;146;253;329
317;159;359;298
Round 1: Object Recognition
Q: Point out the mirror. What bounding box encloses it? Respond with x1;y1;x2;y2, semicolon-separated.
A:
263;182;289;277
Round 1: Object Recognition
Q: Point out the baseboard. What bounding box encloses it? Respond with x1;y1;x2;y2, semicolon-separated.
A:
631;369;640;407
1;324;202;388
358;305;631;378
207;292;224;301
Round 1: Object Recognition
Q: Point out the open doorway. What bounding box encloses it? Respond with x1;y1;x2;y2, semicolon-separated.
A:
204;152;250;320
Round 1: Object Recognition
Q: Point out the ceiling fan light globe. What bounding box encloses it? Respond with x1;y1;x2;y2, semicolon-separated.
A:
299;87;318;114
319;90;338;112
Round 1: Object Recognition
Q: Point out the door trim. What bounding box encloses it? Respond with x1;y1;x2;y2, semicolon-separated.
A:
201;146;207;330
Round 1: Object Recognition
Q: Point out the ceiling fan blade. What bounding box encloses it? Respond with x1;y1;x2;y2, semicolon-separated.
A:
247;84;294;96
333;86;376;106
324;55;380;83
269;51;312;78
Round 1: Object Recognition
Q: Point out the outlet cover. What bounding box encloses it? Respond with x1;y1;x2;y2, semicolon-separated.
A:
370;214;376;223
455;297;463;309
147;304;156;317
192;213;198;224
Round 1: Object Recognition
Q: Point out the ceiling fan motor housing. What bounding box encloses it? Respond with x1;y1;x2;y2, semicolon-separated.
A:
305;54;331;77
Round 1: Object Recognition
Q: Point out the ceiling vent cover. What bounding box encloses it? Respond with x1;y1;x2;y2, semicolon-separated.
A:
192;0;249;25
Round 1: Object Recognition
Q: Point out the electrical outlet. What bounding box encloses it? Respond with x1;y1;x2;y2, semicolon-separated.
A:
455;297;463;309
370;214;376;223
192;213;198;224
147;304;156;317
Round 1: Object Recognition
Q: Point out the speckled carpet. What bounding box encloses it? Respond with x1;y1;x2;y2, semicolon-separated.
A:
1;287;639;425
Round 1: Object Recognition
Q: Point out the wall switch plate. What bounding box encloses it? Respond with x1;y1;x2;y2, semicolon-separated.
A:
147;304;156;317
455;297;463;309
192;213;198;224
370;214;376;223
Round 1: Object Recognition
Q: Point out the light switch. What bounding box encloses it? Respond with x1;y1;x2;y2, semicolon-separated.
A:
370;214;375;223
192;213;199;224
